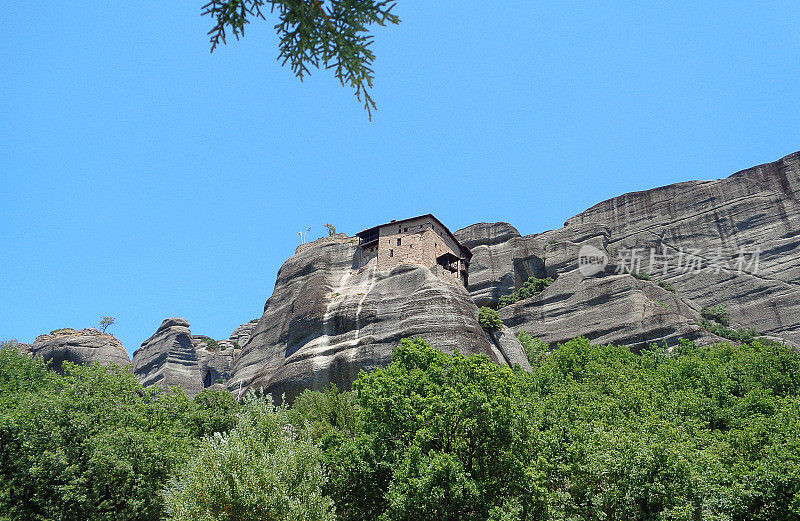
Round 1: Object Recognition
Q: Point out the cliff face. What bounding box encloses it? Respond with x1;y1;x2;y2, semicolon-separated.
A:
228;150;799;398
20;151;800;398
132;318;244;397
26;328;130;373
229;322;257;349
456;151;800;348
229;239;528;401
454;222;546;308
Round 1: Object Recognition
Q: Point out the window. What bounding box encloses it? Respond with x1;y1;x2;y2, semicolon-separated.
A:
435;243;437;248
404;227;408;232
398;226;401;233
397;238;401;246
390;249;394;257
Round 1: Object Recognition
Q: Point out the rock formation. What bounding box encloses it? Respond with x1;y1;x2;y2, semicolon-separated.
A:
456;151;800;348
454;222;546;308
131;318;245;396
194;336;238;388
133;318;205;396
25;328;130;373
22;151;799;398
230;238;529;401
229;321;257;349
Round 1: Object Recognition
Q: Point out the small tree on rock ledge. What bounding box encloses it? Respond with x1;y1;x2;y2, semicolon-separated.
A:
99;316;116;333
324;223;337;236
478;307;503;332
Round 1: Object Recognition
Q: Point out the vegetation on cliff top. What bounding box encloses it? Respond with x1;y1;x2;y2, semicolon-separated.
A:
1;335;799;520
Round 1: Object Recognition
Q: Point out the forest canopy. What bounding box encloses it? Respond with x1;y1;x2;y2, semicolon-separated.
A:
1;336;799;520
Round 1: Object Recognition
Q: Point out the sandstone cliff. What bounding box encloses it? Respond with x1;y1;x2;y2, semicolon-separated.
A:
132;318;244;397
18;151;799;398
229;321;257;349
229;238;529;401
133;318;204;395
456;151;800;349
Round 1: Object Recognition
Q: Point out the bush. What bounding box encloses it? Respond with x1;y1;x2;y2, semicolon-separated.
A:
698;319;784;346
497;277;553;308
657;280;675;292
189;388;241;439
631;270;651;281
478;307;504;331
517;331;549;364
287;384;360;442
199;336;220;350
701;304;730;326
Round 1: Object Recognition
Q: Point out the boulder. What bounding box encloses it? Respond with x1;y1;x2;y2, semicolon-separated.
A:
28;328;130;373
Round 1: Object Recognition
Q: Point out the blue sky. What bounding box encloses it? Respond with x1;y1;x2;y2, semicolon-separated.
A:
2;2;799;354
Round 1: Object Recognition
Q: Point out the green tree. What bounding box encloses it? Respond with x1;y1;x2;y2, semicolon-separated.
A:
701;304;730;325
202;0;401;118
99;315;116;333
516;331;549;364
328;338;545;521
478;306;504;331
165;397;335;521
0;346;237;521
189;388;242;439
497;277;553;308
287;384;360;441
324;223;337;236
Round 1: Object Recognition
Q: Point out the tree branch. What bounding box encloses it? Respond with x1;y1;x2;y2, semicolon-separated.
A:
310;0;337;35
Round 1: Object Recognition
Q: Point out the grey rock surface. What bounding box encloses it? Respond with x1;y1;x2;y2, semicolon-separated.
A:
27;328;130;373
456;151;800;348
230;241;526;401
499;270;719;351
487;329;533;370
229;322;257;349
194;336;238;388
133;318;204;396
454;222;546;308
295;233;353;255
566;151;800;345
120;151;800;396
